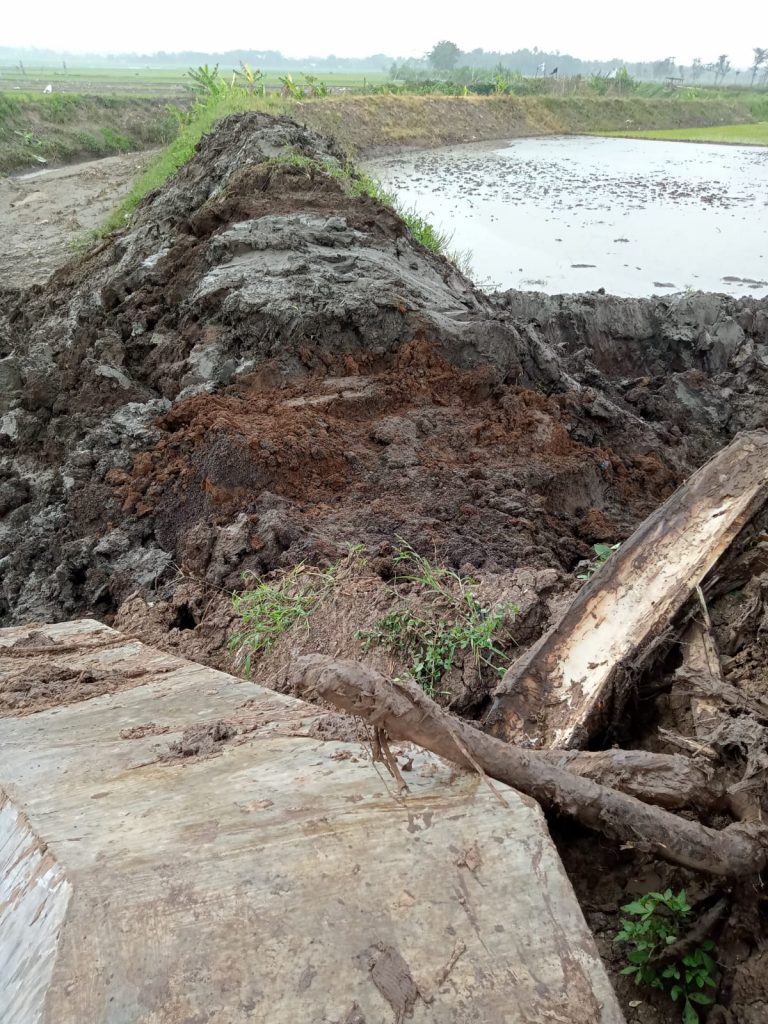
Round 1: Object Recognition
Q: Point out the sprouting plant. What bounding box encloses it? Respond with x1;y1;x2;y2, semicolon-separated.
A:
278;74;307;100
300;73;329;98
229;563;336;675
615;889;719;1024
13;128;41;146
357;543;517;696
185;64;228;99
577;541;621;580
233;62;267;96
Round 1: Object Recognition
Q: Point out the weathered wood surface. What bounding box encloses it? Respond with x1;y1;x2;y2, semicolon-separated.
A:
0;619;624;1024
0;795;70;1024
291;655;767;878
484;430;768;749
676;615;726;742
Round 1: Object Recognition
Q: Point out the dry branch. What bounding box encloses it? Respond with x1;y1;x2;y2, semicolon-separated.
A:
291;655;767;878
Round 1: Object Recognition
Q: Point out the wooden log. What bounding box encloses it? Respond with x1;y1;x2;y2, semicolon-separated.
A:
484;430;768;749
290;654;767;878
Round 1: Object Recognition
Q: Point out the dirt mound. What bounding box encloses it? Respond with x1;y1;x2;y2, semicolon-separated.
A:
4;111;768;1023
1;110;767;634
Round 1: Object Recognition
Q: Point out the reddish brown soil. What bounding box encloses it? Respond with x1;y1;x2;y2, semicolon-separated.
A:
113;343;676;600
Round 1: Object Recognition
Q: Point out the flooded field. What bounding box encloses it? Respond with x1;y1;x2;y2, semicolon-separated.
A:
366;135;768;298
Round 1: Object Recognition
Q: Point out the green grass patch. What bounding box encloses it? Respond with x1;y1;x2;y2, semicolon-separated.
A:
229;563;337;676
357;544;517;696
599;121;768;145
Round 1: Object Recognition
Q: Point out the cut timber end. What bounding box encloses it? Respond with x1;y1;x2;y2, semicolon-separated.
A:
0;619;624;1024
485;430;768;748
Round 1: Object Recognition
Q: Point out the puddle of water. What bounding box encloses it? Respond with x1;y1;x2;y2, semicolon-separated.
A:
365;136;768;298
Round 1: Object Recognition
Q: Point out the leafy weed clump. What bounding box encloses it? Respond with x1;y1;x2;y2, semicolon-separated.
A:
358;544;517;696
615;889;719;1023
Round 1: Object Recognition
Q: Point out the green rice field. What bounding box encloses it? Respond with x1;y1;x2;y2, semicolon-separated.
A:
601;122;768;145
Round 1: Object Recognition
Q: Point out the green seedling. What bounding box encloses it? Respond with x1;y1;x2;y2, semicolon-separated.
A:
357;543;517;695
615;889;719;1024
577;541;621;580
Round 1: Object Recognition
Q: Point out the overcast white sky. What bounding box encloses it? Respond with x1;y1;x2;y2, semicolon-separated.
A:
4;1;763;67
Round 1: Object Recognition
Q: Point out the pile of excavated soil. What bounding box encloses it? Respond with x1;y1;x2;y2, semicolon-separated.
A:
2;111;768;1021
2;112;766;631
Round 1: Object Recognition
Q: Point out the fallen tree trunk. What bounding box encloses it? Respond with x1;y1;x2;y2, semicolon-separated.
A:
484;430;768;748
290;654;767;878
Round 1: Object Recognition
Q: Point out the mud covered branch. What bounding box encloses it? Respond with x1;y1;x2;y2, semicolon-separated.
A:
290;654;767;878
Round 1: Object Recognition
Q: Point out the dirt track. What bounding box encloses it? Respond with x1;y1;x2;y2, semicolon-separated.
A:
0;151;155;287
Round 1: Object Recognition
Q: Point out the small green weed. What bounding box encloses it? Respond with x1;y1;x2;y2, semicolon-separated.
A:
615;889;719;1023
233;62;267;97
13;128;41;147
577;541;621;580
229;563;336;675
358;544;517;695
101;127;133;152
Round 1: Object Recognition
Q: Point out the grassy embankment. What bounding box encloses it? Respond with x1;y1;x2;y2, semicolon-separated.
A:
297;92;768;152
0;92;178;172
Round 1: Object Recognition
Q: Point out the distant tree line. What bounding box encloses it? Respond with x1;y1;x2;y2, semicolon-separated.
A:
414;41;768;84
2;43;766;85
0;46;393;72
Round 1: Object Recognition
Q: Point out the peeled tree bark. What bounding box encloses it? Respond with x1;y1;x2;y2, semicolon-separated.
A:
290;654;768;879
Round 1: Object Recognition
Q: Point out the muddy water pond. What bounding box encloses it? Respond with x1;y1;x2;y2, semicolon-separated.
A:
365;136;768;298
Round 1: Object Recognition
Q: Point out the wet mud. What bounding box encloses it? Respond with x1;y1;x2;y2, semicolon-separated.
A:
366;136;768;297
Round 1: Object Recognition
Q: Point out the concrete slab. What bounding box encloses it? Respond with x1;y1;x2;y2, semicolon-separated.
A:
0;619;624;1023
